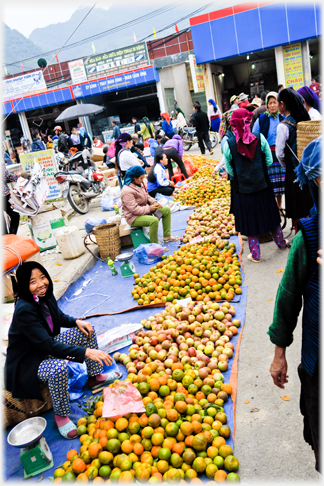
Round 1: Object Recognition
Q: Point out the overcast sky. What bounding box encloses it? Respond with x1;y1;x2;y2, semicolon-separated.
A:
4;1;111;38
3;0;241;38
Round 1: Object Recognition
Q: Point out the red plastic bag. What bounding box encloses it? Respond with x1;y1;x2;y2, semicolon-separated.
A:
102;381;145;418
183;159;197;177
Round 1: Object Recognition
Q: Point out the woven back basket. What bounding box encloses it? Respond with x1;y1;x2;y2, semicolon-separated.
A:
3;385;53;428
297;120;322;161
93;223;121;261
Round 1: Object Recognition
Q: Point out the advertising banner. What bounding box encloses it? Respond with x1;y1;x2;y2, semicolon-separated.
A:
3;71;47;101
68;59;88;84
19;149;62;200
283;42;304;90
72;66;158;99
189;54;205;93
83;42;150;81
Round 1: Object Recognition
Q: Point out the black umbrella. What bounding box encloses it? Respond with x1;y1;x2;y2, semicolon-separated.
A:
55;103;104;122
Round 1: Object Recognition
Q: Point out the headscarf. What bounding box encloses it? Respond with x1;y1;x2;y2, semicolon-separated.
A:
176;107;185;117
115;132;132;159
297;86;321;113
277;89;310;123
208;99;217;113
230;108;258;160
143;117;154;138
161;112;171;124
15;262;53;304
123;165;145;186
264;91;279;118
295;136;321;189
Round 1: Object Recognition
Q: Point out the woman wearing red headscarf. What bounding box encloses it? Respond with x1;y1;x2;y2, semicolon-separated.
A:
161;112;175;139
222;108;289;262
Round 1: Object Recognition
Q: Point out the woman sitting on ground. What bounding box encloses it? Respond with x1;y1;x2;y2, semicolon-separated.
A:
147;152;175;198
121;166;179;244
5;262;114;439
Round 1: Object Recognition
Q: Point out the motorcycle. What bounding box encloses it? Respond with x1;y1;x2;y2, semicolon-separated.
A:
54;149;107;214
180;127;219;152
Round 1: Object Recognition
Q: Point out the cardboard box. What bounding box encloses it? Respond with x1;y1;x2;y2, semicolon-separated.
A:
3;251;42;303
120;235;133;247
107;176;119;187
91;147;104;162
28;209;65;251
101;169;116;178
119;222;132;237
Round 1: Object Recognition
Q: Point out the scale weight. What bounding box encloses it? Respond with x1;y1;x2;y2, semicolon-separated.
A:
115;252;136;278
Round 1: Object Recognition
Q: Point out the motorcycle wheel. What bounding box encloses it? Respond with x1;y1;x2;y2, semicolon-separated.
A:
182;133;191;152
67;184;90;214
209;131;219;148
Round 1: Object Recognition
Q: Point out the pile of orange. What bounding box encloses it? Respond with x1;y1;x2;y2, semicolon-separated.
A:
173;176;230;207
184;155;219;170
131;240;242;306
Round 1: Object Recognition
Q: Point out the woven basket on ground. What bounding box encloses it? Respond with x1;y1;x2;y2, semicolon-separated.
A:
297;120;322;161
3;385;53;428
93;223;121;261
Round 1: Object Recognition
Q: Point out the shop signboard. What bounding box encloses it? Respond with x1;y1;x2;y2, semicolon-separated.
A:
83;42;150;81
283;42;304;90
2;71;47;102
189;54;205;93
68;59;88;84
19;149;64;200
72;66;158;99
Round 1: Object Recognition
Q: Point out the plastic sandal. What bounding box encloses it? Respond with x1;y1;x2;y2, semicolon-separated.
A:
55;419;78;439
163;236;180;242
247;253;261;263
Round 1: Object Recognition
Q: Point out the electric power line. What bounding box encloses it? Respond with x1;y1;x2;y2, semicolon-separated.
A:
3;4;182;69
2;3;97;125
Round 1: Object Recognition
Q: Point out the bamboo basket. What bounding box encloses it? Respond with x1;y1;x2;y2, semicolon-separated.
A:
93;223;121;261
297;120;322;161
3;385;53;428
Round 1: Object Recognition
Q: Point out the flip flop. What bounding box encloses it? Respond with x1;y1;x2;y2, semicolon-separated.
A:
55;419;78;439
163;236;180;242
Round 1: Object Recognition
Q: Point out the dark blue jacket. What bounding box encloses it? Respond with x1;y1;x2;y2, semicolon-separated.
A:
112;125;121;140
227;134;270;194
4;295;85;400
31;138;46;152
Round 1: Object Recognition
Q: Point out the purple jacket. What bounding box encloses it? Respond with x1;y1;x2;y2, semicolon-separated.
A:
163;135;183;159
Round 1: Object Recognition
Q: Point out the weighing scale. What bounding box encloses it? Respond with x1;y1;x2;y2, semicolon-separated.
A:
115;252;136;277
7;417;53;479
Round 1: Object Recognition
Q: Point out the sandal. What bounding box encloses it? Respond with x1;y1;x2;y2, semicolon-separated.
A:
247;253;261;263
54;416;78;439
163;236;180;242
87;372;122;390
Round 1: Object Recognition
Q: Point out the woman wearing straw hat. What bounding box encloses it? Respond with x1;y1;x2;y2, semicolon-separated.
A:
252;91;286;209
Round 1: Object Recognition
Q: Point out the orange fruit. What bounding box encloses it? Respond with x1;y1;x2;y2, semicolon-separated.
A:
214;470;227;482
67;450;78;462
76;473;89;483
212;437;226;449
115;418;129;432
72;458;86;474
88;443;103;459
133;443;144;456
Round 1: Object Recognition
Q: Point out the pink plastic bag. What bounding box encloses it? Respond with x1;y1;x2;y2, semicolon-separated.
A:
107;140;116;158
102;381;145;418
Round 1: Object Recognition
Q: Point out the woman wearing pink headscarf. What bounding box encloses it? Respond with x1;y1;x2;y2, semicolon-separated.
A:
222;108;289;262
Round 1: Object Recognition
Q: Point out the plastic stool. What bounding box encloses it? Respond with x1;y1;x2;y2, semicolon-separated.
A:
130;229;150;249
171;173;186;183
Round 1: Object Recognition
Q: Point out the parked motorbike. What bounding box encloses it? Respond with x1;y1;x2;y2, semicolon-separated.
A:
180;127;218;152
54;149;107;214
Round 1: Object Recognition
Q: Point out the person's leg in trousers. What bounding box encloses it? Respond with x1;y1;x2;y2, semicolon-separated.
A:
270;225;287;249
203;131;212;152
167;157;174;180
197;132;205;154
117;173;123;190
5;194;20;234
132;215;159;243
149;186;174;198
168;148;189;179
247;236;261;261
159;206;171;238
